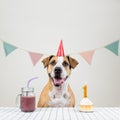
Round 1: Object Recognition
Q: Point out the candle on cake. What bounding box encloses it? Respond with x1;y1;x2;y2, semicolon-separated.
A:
83;83;87;98
80;83;93;112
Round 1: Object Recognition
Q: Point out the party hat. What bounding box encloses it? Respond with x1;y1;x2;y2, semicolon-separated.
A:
56;40;65;56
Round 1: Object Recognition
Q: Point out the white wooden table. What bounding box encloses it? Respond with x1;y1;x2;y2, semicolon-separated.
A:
0;107;119;120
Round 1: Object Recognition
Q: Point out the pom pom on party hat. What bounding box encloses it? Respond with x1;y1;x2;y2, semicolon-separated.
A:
56;40;65;56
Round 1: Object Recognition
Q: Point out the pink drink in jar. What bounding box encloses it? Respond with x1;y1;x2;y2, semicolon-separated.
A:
18;87;36;112
20;96;35;112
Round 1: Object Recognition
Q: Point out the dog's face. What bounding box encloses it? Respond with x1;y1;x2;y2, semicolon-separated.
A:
42;55;78;87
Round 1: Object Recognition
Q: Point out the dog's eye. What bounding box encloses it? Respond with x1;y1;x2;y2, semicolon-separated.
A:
50;60;56;66
62;61;69;67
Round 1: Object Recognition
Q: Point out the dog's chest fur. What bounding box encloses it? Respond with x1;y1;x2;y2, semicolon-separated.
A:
48;85;70;107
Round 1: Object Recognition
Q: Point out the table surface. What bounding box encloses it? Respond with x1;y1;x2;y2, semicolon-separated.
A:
0;107;120;120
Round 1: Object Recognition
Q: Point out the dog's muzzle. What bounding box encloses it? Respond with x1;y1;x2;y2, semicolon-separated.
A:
49;67;68;87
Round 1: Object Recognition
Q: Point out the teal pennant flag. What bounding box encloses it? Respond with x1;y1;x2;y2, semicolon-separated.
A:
3;42;17;56
105;40;119;56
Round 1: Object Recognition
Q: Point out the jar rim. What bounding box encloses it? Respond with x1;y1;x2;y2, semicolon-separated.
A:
21;87;34;92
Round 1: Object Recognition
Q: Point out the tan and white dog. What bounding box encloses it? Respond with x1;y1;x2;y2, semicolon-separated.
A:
38;55;78;107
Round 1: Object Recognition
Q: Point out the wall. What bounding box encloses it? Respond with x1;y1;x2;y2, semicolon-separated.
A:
0;0;120;107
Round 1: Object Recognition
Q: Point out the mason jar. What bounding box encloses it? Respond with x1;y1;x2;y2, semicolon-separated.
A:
16;87;35;112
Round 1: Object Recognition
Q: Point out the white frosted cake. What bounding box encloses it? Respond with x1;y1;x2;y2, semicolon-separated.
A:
80;98;93;111
79;83;93;111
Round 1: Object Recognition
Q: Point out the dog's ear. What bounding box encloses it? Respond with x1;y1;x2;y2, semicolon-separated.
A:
42;55;54;68
67;56;79;69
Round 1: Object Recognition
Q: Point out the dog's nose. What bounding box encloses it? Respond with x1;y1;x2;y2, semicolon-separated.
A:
54;67;62;74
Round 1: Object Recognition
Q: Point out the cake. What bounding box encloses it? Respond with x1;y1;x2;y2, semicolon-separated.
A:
80;98;93;111
79;83;93;111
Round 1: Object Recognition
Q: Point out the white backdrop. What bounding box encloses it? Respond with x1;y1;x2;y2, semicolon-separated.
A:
0;0;120;107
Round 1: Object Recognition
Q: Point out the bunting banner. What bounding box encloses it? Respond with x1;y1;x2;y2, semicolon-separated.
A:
0;39;119;66
29;52;43;66
80;50;95;65
3;42;17;56
104;40;119;56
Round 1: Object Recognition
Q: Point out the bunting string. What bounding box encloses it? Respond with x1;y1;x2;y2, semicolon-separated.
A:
0;39;119;66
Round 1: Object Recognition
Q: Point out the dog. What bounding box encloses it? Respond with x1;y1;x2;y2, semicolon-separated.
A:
38;55;78;107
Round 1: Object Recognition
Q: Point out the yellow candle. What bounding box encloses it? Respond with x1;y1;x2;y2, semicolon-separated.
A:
83;84;87;98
